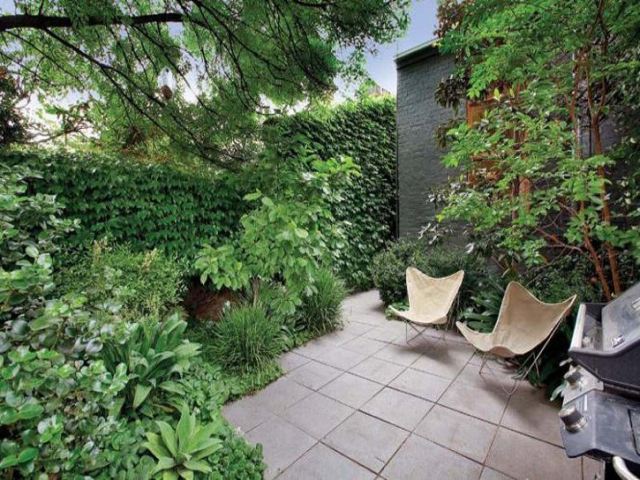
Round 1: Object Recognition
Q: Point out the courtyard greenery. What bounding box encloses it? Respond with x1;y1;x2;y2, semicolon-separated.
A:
0;1;410;477
372;0;639;398
0;110;372;480
1;0;638;475
266;97;397;289
432;0;639;394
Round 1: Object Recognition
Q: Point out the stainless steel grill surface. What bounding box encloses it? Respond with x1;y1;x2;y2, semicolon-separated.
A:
560;282;640;478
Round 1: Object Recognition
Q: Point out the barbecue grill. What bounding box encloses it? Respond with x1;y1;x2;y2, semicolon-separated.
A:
560;282;640;479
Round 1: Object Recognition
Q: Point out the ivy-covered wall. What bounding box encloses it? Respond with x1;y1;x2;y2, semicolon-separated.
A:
266;97;397;289
1;150;246;259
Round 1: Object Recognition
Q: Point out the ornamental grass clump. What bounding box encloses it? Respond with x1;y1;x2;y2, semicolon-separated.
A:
211;305;283;372
297;269;347;333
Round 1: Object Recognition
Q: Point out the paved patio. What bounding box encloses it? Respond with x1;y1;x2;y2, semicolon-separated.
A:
223;290;603;480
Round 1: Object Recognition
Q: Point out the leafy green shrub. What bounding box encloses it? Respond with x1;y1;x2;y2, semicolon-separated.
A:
0;164;76;319
209;432;264;480
460;275;506;333
210;305;283;372
1;149;246;259
59;242;185;318
266;97;396;289
102;313;200;414
144;406;223;479
256;282;297;328
196;156;357;315
297;269;347;333
525;256;599;308
372;239;487;316
0;163;265;478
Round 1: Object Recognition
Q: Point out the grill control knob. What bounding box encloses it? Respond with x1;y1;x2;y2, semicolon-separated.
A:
564;367;583;386
559;405;587;433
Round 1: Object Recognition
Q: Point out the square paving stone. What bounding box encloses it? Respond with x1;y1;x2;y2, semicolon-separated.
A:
438;378;509;424
381;434;483;480
222;395;278;434
389;368;451;402
352;311;390;327
350;356;406;385
411;341;475;380
277;443;375;480
456;361;522;392
315;346;367;371
342;321;376;337
342;336;387;356
321;329;357;346
278;351;310;373
415;404;497;463
485;427;582;480
294;337;336;360
361;387;433;431
320;372;383;409
583;457;604;480
342;289;381;311
281;392;354;439
364;326;400;343
246;417;316;480
253;376;313;413
500;388;562;446
324;411;409;473
374;342;423;367
480;467;514;480
287;360;342;390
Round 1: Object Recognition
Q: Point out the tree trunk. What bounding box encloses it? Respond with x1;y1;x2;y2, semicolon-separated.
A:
590;114;622;296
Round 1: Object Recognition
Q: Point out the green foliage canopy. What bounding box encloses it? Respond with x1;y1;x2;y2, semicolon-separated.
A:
436;0;640;299
0;0;409;164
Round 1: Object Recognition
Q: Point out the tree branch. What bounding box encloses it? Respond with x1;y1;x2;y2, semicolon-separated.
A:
0;12;184;32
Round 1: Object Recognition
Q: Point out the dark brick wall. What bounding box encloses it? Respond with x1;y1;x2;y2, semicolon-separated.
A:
396;52;455;237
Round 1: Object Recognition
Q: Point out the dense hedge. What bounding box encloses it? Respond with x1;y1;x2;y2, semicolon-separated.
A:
0;150;246;259
266;96;397;289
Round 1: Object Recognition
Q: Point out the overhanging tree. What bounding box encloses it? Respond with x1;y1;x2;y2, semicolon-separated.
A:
435;0;640;299
0;0;409;166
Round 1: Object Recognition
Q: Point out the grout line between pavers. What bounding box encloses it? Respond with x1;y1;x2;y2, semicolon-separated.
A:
378;341;487;480
318;438;382;476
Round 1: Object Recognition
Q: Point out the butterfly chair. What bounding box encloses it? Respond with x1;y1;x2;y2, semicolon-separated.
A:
389;268;465;343
456;281;577;395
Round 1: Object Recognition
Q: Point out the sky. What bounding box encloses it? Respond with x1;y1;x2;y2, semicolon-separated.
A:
363;0;439;94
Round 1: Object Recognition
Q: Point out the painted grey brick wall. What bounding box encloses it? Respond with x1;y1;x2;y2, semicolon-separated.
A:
396;53;455;238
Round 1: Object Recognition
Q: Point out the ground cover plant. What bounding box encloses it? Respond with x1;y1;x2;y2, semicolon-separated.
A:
58;242;185;319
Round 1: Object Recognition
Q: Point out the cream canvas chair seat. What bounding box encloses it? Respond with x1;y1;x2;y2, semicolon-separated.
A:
389;267;465;342
456;281;576;358
456;281;576;395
